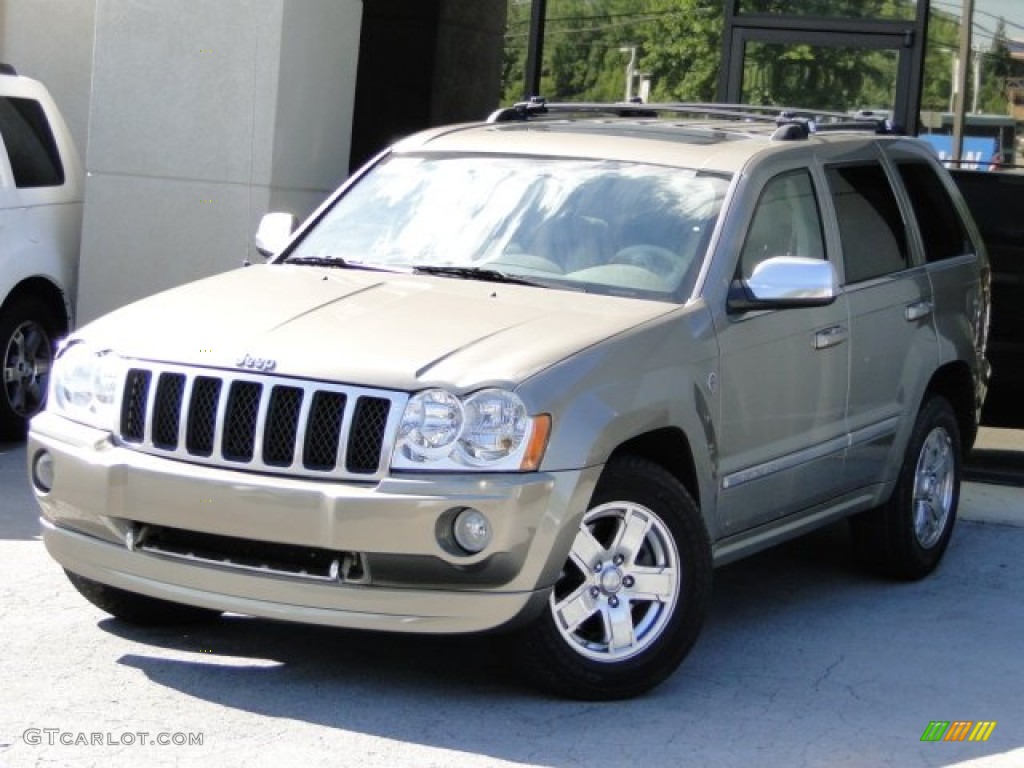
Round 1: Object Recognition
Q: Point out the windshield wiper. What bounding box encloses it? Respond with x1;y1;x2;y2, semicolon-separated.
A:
413;265;552;288
284;256;404;274
284;256;349;268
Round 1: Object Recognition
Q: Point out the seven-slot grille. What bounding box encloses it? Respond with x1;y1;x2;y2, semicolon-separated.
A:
118;364;405;481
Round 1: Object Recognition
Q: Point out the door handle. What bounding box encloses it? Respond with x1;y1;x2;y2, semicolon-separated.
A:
814;325;848;350
905;300;933;321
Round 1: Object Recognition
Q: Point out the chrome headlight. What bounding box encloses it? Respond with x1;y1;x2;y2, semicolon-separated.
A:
397;389;465;460
50;342;125;431
393;388;549;472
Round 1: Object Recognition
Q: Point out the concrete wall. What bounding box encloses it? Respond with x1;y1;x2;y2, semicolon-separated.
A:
1;0;361;324
0;0;96;160
1;0;505;327
75;0;362;322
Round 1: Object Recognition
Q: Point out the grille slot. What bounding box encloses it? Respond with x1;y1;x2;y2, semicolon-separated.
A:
222;381;262;462
120;369;151;442
348;397;391;474
114;363;402;482
152;373;185;449
186;377;222;457
263;386;303;467
304;391;346;470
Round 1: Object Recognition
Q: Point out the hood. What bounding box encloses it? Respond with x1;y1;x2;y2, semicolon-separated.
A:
78;265;675;391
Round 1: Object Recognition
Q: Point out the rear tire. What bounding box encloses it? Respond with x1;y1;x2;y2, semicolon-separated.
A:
515;456;712;700
65;570;222;626
850;395;962;580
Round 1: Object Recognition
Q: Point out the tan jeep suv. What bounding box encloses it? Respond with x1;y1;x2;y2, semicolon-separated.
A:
28;102;989;699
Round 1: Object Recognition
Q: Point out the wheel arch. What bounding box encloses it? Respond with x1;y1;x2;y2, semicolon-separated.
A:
0;277;71;334
605;427;701;510
925;361;977;454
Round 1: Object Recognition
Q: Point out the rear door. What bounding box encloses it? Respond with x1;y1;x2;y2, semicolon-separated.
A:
821;144;939;489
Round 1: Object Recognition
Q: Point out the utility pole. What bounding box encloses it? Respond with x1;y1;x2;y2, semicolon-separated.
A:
619;46;637;102
952;0;974;163
972;44;981;114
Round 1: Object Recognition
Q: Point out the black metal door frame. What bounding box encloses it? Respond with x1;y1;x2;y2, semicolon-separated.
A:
519;1;930;127
718;1;930;130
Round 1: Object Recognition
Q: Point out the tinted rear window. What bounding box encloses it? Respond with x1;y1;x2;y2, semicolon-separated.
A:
0;96;65;188
897;161;973;262
826;163;908;283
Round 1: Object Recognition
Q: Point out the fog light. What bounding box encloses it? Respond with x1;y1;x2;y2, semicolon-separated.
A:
32;450;54;493
452;508;492;554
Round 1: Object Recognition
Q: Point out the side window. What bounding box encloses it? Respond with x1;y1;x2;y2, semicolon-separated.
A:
826;163;908;283
739;169;825;279
896;161;973;262
0;96;65;188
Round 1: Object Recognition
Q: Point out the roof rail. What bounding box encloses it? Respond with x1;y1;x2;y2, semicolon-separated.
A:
486;98;897;136
0;63;18;76
487;97;657;123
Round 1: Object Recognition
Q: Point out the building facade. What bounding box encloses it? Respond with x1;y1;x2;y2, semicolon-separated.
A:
0;0;506;322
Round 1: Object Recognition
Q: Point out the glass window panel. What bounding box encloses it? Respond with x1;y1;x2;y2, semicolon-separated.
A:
291;154;730;302
502;0;723;105
896;161;973;262
826;163;909;283
0;96;64;188
740;170;826;279
742;41;899;113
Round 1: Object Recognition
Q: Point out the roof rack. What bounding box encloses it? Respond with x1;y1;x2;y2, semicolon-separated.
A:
487;97;658;123
486;98;898;139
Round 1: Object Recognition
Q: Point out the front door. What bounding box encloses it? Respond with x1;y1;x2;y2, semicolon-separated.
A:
715;167;851;535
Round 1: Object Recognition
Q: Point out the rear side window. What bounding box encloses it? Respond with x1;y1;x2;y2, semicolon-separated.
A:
896;161;973;262
0;96;65;188
826;163;908;283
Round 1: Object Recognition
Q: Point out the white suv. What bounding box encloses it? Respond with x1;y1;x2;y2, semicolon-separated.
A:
0;64;82;439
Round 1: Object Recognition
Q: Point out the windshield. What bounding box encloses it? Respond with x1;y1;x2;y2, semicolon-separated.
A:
286;154;730;302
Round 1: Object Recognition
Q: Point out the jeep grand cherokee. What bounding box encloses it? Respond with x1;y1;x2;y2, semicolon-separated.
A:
28;103;989;699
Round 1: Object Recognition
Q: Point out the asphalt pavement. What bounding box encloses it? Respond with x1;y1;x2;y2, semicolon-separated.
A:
1;436;1022;768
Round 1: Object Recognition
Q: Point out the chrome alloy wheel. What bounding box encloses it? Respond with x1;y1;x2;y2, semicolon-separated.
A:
912;426;955;550
550;501;680;662
3;319;53;418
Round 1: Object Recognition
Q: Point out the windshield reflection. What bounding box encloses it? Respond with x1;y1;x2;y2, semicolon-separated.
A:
287;155;730;302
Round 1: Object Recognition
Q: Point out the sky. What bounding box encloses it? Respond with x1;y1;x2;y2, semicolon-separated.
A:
963;0;1024;44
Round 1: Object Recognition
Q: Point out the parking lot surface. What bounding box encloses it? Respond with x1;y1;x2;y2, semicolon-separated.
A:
1;439;1021;768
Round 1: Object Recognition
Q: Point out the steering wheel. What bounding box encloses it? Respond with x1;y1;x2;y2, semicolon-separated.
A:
491;252;564;274
611;245;683;276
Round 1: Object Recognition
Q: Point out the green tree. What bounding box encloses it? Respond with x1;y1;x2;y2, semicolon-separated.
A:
638;0;723;102
920;8;958;113
978;19;1015;115
502;0;724;104
501;0;988;120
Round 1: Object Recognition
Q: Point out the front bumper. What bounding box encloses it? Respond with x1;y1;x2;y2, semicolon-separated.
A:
29;412;600;634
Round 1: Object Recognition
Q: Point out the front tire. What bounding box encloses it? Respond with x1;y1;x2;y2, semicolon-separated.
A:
0;296;61;440
850;395;962;580
516;456;712;700
65;571;222;626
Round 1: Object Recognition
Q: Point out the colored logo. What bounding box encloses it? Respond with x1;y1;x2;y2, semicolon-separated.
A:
921;721;997;742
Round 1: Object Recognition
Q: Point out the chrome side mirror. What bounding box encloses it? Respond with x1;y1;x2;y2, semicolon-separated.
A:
728;256;838;312
254;212;297;259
